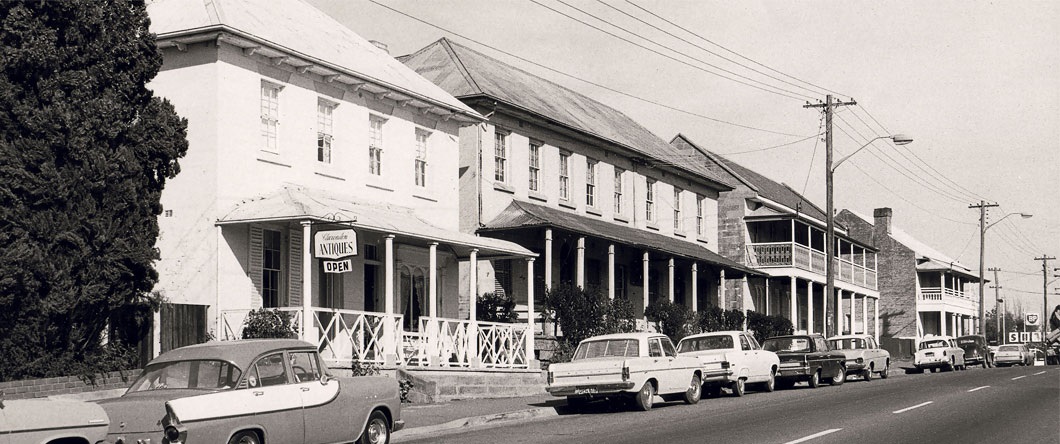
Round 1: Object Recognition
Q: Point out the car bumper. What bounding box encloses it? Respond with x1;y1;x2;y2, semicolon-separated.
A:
844;361;867;372
393;420;405;432
994;357;1023;365
776;365;812;379
546;382;637;397
700;368;736;384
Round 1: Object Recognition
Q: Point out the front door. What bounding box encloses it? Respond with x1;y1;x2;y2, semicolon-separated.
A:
291;351;347;444
400;266;427;331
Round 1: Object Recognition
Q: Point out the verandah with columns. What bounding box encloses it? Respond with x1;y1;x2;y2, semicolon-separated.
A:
750;276;880;341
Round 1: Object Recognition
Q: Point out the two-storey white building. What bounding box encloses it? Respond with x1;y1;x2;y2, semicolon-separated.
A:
146;0;538;370
401;39;758;335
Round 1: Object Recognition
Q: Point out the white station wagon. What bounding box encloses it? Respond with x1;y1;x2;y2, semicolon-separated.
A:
677;331;779;396
546;332;702;411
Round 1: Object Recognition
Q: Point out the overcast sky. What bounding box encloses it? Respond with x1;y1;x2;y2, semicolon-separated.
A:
307;0;1059;318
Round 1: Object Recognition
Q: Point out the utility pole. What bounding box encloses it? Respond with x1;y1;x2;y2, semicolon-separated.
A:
970;201;999;335
1035;255;1055;342
804;94;856;338
988;267;1002;344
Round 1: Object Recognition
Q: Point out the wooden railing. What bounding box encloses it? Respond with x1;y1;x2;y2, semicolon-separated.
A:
220;307;302;341
747;242;877;290
413;317;530;369
312;309;403;365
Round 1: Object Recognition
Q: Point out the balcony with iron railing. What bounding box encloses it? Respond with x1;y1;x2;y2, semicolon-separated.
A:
747;242;877;290
918;287;978;313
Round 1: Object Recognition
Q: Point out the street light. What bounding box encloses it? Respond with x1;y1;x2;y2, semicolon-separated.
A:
977;211;1032;337
826;134;912;337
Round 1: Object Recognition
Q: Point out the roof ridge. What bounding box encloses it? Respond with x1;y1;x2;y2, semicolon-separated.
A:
670;134;759;193
437;38;484;95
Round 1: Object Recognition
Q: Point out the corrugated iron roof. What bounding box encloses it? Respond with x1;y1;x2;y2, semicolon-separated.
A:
481;200;760;276
147;0;479;118
402;38;732;190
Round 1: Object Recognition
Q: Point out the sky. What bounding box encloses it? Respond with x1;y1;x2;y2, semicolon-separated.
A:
307;0;1059;319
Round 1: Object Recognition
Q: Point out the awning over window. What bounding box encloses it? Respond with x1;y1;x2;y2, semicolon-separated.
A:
216;186;534;259
480;200;761;276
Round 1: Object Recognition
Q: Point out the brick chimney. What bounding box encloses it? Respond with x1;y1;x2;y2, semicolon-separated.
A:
873;207;893;235
369;40;389;54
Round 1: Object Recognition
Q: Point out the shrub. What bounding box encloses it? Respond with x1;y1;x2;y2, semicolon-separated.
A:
541;283;636;362
398;378;415;404
350;361;380;377
697;306;747;333
476;292;519;323
746;311;794;343
241;309;298;339
645;299;699;341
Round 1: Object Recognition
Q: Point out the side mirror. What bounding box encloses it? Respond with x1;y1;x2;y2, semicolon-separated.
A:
320;374;330;386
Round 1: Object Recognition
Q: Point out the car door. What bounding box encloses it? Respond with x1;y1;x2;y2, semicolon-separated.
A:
291;351;346;444
737;334;755;380
745;334;769;381
248;352;306;444
648;338;676;393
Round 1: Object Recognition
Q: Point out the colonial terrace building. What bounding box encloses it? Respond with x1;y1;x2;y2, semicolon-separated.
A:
672;135;881;342
402;39;758;336
837;208;982;354
146;0;542;371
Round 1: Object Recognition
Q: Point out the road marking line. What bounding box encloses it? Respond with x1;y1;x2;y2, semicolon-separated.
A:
1012;376;1026;380
968;386;990;392
1034;371;1046;375
893;401;933;414
784;428;842;444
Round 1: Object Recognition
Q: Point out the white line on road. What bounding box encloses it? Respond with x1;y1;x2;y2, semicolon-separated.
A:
893;401;933;414
1034;371;1046;375
1012;375;1027;380
967;386;990;392
784;429;843;444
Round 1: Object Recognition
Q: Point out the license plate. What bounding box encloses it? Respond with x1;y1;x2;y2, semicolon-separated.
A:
925;352;934;357
574;387;598;395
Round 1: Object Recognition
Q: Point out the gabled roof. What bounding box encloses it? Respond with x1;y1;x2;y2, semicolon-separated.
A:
841;209;978;280
671;134;832;226
147;0;480;120
401;38;732;190
481;200;760;276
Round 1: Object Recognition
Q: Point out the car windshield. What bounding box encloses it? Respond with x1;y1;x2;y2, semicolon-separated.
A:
128;360;242;392
678;335;734;352
573;339;640;360
829;339;866;350
998;345;1020;352
919;340;948;350
762;337;811;352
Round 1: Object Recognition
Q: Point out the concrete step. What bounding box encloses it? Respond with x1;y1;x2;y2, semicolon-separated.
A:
400;368;547;403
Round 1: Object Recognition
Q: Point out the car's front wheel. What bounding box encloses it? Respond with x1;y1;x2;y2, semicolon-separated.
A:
683;374;701;404
633;381;654;411
229;431;260;444
357;410;391;444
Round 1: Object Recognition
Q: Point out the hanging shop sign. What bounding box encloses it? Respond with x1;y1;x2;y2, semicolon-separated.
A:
315;229;357;259
323;259;353;274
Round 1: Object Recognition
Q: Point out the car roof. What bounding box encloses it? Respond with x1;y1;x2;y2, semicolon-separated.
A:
828;334;872;340
580;332;667;343
922;335;955;341
148;339;315;368
764;334;820;340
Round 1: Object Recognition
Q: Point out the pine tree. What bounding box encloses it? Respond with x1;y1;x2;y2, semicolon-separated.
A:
0;0;188;380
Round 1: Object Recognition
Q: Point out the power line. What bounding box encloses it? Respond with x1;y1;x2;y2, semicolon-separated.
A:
366;0;808;137
801;111;825;195
843;158;976;226
624;0;849;98
625;132;824;169
595;0;831;98
529;0;813;101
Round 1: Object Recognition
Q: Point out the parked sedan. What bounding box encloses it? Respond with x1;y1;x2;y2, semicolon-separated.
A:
914;335;966;372
546;332;702;411
994;343;1034;367
677;331;779;396
828;334;890;380
762;334;846;389
97;339;403;444
0;397;109;444
956;334;993;368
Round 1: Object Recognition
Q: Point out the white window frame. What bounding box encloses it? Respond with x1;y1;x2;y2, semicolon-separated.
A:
415;129;430;187
646;179;656;222
317;99;336;164
614;168;624;214
696;194;705;236
586;159;597;208
674;188;683;231
260;81;282;153
559;152;570;201
369;116;385;176
494;131;508;183
528;142;541;192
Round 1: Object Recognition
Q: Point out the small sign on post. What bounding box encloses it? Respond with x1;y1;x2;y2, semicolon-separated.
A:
1026;313;1040;326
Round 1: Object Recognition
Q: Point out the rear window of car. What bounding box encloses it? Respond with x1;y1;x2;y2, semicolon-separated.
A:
573;339;640;360
762;337;811;352
998;345;1020;352
129;360;242;392
829;339;866;350
919;340;948;350
678;335;734;352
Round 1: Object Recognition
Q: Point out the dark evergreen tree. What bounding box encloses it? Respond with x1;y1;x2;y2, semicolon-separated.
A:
0;0;187;380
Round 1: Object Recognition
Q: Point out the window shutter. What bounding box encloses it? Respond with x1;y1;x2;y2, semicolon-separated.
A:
289;228;303;307
249;225;264;308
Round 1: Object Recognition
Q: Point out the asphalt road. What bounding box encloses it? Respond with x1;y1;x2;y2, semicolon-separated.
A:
401;365;1060;444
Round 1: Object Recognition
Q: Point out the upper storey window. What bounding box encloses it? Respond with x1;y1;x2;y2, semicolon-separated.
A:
260;81;281;153
586;159;597;208
559;152;570;201
673;188;683;231
645;179;656;222
494;131;508;183
528;142;541;192
369;116;385;176
415;129;430;187
614;168;624;214
316;99;335;164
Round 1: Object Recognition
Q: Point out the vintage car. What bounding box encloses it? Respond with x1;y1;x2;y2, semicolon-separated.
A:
762;334;846;389
677;330;779;396
914;335;967;372
827;334;890;381
994;343;1034;367
956;334;993;368
96;339;403;444
0;396;109;444
546;332;702;411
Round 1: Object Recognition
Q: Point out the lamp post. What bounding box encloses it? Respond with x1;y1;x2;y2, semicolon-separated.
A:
826;133;912;337
975;211;1032;336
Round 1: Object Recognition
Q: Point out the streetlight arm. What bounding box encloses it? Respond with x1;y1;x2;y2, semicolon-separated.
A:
832;136;887;171
985;212;1033;231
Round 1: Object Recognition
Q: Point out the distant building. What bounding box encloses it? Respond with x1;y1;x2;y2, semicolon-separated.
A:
147;0;538;370
837;208;981;353
402;38;757;336
672;135;881;340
